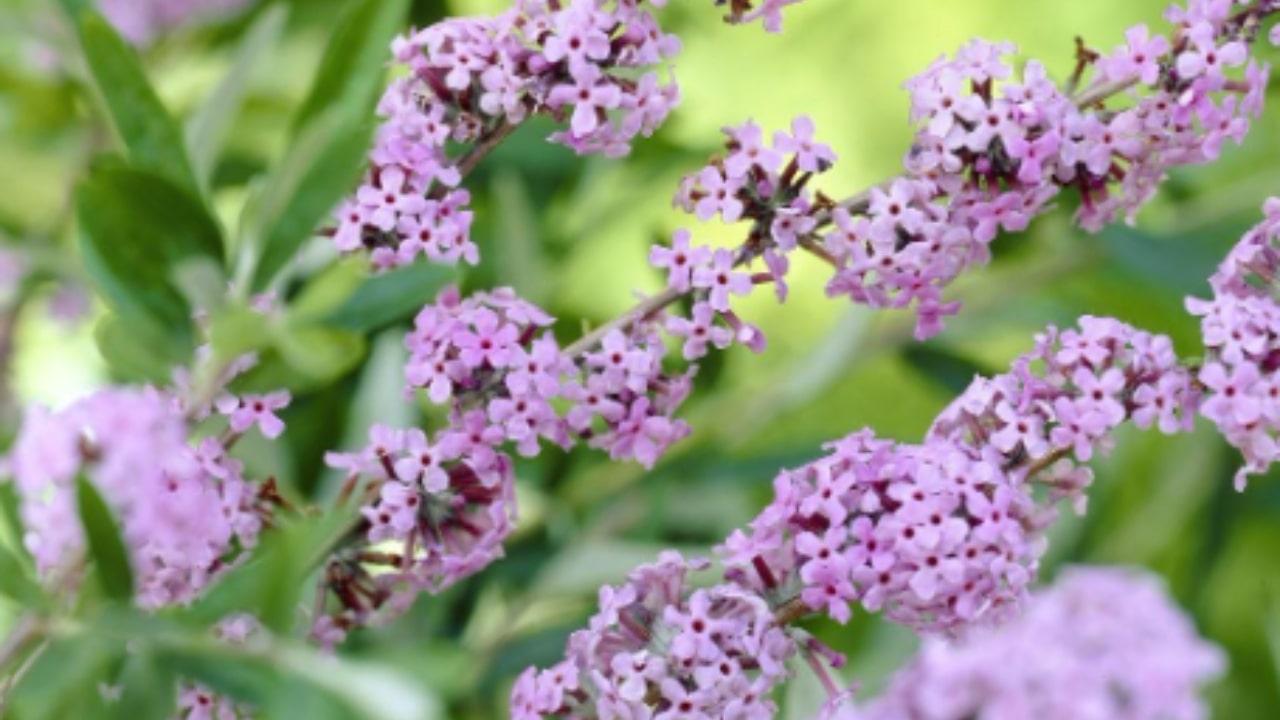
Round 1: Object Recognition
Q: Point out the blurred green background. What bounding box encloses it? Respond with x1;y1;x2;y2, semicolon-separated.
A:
2;0;1280;717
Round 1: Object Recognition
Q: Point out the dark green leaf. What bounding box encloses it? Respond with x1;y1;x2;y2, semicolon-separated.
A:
76;166;223;336
291;0;410;134
901;344;991;397
76;476;134;602
246;110;373;291
77;13;199;193
326;262;456;333
186;5;288;190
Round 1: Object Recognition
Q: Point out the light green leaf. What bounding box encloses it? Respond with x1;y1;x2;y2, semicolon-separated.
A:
275;324;368;384
291;0;410;134
185;5;288;191
76;476;134;602
94;312;191;383
77;13;199;194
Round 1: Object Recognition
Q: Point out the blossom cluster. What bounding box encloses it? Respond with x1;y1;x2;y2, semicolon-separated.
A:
98;0;252;46
1188;197;1280;489
821;0;1276;339
6;382;287;608
855;567;1224;720
717;316;1196;633
316;418;518;645
326;120;844;617
332;0;686;271
511;552;799;719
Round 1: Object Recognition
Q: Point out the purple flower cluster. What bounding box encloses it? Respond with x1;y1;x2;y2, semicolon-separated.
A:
98;0;252;46
666;116;835;311
511;552;798;719
314;118;844;642
333;0;685;271
6;385;283;608
855;567;1224;720
822;0;1275;339
318;419;517;644
718;317;1196;633
1188;197;1280;489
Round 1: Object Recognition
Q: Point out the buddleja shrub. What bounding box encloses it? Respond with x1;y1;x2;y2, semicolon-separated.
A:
0;0;1278;717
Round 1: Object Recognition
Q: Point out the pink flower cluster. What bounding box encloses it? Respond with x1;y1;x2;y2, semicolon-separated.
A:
511;552;798;719
666;116;835;312
855;567;1224;720
6;386;281;608
333;0;684;270
318;420;517;643
403;286;692;468
1188;197;1280;489
718;317;1196;633
822;0;1274;339
99;0;252;46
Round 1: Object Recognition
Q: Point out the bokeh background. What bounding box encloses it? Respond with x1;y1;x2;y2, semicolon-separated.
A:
1;0;1279;717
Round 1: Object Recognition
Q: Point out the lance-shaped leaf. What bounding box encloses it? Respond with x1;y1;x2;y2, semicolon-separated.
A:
77;13;199;194
76;476;134;602
185;5;288;190
244;109;372;292
76;165;224;337
291;0;410;135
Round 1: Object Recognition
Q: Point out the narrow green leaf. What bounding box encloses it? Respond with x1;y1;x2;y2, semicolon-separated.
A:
326;262;456;333
184;509;358;633
901;344;992;397
76;166;224;335
76;477;134;602
185;5;288;190
0;541;46;608
8;634;121;720
110;649;178;720
54;0;93;20
245;110;373;291
77;13;199;193
291;0;410;134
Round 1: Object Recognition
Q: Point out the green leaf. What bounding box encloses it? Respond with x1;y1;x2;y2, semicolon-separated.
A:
244;109;373;291
0;541;46;608
276;324;368;383
7;633;122;720
184;509;359;633
901;344;991;397
76;476;134;602
94;312;193;383
110;649;178;720
326;262;456;333
185;5;288;191
77;13;199;194
76;165;223;335
291;0;410;134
